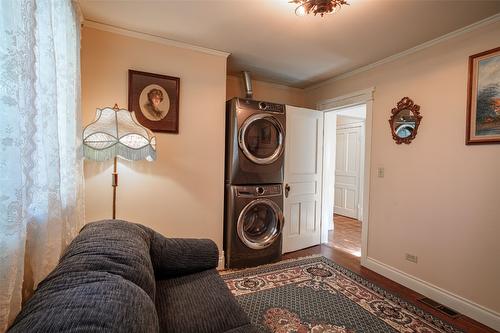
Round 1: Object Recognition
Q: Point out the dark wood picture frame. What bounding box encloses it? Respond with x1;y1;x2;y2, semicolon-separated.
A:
128;70;180;133
466;46;500;145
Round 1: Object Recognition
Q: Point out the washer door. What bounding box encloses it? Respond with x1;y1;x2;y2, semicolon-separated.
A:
237;198;284;250
238;114;284;165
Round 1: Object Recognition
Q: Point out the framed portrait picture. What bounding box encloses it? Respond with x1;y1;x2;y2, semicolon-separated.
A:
466;46;500;144
128;70;180;133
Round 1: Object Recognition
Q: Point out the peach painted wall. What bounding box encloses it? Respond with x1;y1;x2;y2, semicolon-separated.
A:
306;21;500;313
81;27;228;250
226;74;305;106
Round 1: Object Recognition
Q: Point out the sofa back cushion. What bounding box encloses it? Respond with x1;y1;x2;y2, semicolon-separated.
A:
148;232;219;279
8;220;159;332
52;220;156;300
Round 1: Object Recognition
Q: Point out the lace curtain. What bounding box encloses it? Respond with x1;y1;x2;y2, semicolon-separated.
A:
0;0;84;330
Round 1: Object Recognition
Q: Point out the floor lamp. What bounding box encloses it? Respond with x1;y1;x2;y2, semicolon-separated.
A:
83;104;157;219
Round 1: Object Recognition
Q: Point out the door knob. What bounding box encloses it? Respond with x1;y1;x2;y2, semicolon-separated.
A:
285;184;290;198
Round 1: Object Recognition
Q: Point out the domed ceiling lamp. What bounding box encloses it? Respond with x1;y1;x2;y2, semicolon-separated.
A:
290;0;349;17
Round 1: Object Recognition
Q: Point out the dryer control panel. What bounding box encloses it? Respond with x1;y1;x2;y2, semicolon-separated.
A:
236;184;282;197
238;98;285;114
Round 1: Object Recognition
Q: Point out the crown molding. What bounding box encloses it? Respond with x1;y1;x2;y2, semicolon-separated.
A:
82;20;231;58
306;13;500;91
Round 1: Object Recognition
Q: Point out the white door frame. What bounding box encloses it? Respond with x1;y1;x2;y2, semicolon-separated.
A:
317;87;375;267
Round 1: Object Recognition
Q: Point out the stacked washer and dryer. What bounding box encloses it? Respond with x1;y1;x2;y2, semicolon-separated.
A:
224;76;286;268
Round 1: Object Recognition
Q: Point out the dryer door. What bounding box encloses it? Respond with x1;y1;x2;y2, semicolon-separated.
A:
238;114;284;165
237;198;284;249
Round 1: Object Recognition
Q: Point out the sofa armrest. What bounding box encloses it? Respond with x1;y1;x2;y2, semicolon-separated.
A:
150;233;219;279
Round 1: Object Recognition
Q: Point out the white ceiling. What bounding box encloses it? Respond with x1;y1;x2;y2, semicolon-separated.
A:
79;0;500;88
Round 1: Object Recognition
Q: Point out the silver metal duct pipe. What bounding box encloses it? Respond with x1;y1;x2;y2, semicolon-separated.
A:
242;71;253;99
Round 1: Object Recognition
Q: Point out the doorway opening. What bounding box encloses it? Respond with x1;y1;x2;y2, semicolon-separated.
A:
323;104;366;258
282;88;373;263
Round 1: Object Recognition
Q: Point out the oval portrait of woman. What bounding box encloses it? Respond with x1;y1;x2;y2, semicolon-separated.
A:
139;84;170;121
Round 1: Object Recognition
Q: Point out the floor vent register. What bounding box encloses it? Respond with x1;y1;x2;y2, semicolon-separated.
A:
418;297;460;318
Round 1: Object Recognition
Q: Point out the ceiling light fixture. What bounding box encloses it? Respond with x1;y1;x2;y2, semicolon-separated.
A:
290;0;349;17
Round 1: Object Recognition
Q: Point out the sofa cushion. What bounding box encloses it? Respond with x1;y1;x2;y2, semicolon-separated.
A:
8;271;159;332
155;269;254;333
51;220;156;300
147;231;219;278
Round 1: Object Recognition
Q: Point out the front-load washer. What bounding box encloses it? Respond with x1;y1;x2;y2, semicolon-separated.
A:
224;184;283;268
225;98;286;185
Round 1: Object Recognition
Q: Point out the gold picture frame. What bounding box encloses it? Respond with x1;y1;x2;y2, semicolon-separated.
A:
466;46;500;145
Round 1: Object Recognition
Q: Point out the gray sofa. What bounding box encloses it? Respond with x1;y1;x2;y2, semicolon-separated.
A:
8;220;257;333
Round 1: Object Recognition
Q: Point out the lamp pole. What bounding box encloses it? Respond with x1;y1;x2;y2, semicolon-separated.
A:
112;156;118;219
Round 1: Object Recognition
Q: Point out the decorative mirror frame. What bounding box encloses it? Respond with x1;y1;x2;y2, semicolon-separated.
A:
389;97;422;144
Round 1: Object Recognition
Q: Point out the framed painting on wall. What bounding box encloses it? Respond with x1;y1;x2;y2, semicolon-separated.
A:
128;70;180;133
466;46;500;144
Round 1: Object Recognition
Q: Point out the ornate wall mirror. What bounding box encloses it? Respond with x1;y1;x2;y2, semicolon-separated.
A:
389;97;422;144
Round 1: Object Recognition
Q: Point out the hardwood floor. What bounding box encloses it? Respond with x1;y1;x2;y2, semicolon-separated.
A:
283;246;497;333
326;214;361;256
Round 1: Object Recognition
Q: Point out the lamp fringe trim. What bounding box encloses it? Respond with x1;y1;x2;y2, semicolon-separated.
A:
84;144;156;161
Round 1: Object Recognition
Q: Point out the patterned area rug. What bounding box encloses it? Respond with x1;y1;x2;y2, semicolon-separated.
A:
222;256;463;333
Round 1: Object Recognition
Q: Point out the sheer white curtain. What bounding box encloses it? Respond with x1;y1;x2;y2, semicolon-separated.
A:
0;0;84;330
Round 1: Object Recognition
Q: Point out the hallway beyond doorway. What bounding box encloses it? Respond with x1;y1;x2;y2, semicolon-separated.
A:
326;214;361;257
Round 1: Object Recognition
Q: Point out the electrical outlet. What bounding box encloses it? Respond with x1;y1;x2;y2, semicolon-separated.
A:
406;253;418;263
377;167;384;178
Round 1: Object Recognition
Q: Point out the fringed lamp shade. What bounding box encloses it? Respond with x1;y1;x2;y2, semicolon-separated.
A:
83;106;156;161
83;105;157;219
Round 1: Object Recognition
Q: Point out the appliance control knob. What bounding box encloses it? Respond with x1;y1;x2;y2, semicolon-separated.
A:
258;102;267;110
256;187;265;195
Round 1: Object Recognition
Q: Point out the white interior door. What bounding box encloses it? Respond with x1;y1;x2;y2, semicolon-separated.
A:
334;126;361;219
283;106;323;253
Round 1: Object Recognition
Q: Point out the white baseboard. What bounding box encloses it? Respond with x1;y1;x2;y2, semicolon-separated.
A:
364;257;500;331
217;251;225;270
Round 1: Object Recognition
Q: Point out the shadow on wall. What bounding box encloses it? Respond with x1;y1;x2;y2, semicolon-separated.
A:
83;149;211;205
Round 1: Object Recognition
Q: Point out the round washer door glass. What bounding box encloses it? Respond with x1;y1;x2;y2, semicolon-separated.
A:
239;114;284;165
237;199;283;250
